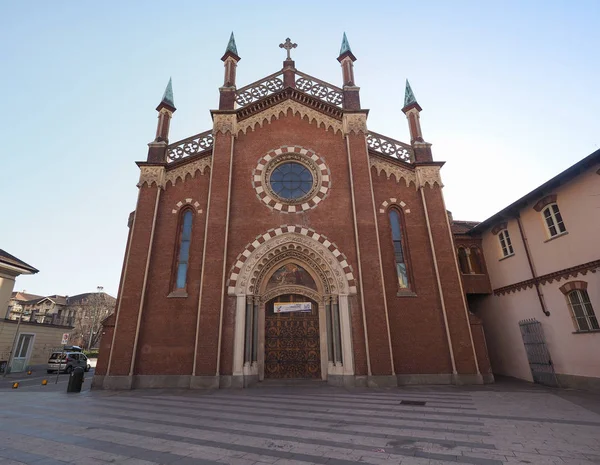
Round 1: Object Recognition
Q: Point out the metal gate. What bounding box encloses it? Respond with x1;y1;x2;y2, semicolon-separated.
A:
519;318;558;387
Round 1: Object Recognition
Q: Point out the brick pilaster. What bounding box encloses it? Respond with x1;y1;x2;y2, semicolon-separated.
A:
343;113;395;377
194;113;236;376
417;165;479;376
107;167;164;376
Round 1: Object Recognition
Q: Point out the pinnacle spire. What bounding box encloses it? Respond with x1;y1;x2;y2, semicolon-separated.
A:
160;77;175;109
226;32;238;56
340;32;351;56
337;32;356;63
404;80;417;107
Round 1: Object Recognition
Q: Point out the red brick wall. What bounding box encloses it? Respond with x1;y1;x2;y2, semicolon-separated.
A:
107;109;483;381
134;170;210;375
424;187;478;374
95;315;115;376
196;130;234;376
373;167;453;374
469;313;492;378
221;112;367;376
96;211;134;376
346;133;393;376
454;235;492;294
107;185;160;376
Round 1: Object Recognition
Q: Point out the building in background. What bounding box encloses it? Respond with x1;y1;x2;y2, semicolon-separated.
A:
461;150;600;391
5;291;43;320
0;249;54;373
1;250;38;319
95;35;491;390
6;291;116;349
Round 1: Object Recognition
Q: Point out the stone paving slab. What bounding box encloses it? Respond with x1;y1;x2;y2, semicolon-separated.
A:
1;382;600;464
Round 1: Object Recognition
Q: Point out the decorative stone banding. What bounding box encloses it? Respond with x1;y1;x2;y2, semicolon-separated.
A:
379;198;410;214
227;225;356;295
252;146;330;213
172;198;202;214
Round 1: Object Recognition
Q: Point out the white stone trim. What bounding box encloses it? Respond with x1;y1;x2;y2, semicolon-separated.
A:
369;157;417;188
237;100;343;136
252;146;331;214
165;156;211;187
232;295;246;376
379;198;410;214
227;226;357;296
171;198;203;214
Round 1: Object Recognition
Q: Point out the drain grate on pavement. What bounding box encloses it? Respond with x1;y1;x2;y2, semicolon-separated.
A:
400;400;426;406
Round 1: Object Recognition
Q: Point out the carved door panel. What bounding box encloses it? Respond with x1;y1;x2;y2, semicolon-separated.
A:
265;295;320;379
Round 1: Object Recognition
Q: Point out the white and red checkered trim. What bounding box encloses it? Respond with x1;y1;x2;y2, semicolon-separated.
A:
252;146;330;213
228;225;356;295
172;198;202;214
379;198;410;214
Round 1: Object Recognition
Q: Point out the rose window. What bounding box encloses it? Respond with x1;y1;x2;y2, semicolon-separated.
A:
253;146;331;213
269;162;314;200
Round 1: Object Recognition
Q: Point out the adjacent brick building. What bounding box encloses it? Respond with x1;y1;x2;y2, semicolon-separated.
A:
93;35;491;390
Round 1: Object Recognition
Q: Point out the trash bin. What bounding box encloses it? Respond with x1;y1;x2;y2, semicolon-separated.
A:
67;367;84;393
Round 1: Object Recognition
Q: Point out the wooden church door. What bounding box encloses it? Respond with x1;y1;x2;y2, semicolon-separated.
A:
264;294;321;379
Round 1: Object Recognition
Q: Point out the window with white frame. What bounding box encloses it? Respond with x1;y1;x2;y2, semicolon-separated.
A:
542;203;566;238
567;289;599;331
498;229;514;257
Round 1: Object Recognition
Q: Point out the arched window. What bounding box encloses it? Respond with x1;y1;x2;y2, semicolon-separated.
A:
457;247;470;274
389;209;409;289
542;203;566;238
175;210;193;290
469;247;483;274
567;289;598;332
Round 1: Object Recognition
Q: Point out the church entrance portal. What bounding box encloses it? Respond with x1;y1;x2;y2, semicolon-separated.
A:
230;230;357;385
265;294;320;379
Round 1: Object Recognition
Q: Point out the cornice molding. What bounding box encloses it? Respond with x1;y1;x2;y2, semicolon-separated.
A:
213;113;237;135
165;156;212;187
342;113;367;135
493;260;600;296
415;165;443;188
237;100;343;136
138;166;165;188
369;157;417;188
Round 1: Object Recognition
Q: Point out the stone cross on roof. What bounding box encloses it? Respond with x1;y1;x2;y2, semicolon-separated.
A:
279;38;297;60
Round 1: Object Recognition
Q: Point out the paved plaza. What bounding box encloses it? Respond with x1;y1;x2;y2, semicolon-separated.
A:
1;379;600;465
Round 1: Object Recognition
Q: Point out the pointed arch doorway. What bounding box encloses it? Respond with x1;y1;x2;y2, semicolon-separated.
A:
262;263;321;379
229;227;357;386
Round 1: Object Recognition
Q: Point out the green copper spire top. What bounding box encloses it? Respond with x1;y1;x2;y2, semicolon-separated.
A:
339;32;352;56
404;80;417;107
161;77;175;108
226;32;238;56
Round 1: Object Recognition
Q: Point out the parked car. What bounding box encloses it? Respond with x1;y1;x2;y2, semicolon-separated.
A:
47;351;90;373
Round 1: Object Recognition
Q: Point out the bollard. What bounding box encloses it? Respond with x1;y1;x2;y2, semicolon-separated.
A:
67;367;84;393
12;382;19;389
27;370;32;375
42;379;48;385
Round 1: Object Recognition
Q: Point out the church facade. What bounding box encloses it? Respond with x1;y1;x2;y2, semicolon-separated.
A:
93;35;492;390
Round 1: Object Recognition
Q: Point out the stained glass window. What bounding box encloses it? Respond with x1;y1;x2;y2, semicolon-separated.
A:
389;209;409;289
270;162;313;200
176;210;193;289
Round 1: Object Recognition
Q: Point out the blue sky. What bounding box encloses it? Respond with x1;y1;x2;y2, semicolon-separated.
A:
1;1;598;297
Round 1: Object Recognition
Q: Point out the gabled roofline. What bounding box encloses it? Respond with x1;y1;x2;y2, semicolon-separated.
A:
0;249;38;274
469;149;600;234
